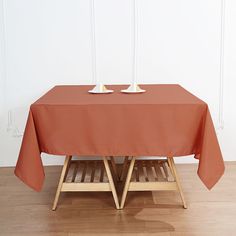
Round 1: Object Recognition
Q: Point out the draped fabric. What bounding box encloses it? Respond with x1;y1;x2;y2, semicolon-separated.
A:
15;85;224;191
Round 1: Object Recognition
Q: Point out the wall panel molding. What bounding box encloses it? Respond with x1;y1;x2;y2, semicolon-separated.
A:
90;0;97;84
0;0;7;131
132;0;139;83
218;0;226;130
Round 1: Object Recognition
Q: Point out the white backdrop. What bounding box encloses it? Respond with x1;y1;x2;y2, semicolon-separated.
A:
0;0;235;166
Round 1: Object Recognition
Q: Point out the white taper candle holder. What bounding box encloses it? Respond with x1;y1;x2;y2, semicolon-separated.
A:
121;0;145;94
88;0;113;94
121;83;145;93
88;83;113;94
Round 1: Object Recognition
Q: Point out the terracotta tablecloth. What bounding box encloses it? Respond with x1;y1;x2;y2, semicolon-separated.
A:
15;85;225;191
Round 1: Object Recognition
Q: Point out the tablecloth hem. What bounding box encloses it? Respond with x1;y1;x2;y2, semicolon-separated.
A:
197;164;225;190
14;168;44;192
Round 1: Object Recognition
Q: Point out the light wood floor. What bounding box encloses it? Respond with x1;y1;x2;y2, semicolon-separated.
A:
0;162;236;236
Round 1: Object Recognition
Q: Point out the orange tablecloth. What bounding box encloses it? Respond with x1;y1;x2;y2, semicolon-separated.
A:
15;85;224;191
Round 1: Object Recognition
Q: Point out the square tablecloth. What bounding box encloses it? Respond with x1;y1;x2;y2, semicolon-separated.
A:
15;84;225;191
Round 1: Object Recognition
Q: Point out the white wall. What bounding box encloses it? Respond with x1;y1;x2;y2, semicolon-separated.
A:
0;0;235;167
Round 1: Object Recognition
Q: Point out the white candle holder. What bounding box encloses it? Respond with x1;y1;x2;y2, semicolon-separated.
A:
88;83;113;94
121;83;145;94
88;0;113;94
121;0;146;94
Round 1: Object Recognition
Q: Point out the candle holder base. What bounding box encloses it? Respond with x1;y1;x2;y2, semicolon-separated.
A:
121;83;146;94
88;84;114;94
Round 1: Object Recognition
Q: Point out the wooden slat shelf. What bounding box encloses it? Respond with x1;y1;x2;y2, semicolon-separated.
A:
65;160;109;184
119;159;178;192
64;159;174;185
131;160;174;183
120;157;187;209
52;157;187;210
52;156;120;210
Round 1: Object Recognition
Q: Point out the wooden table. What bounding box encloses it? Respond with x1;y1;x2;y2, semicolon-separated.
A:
15;84;224;209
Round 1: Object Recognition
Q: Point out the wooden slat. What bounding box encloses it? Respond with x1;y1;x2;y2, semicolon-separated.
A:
74;161;83;182
61;182;111;192
137;161;145;182
142;161;149;182
90;161;96;183
100;162;105;182
80;161;87;182
93;161;100;183
129;181;178;191
72;162;79;182
85;162;93;182
65;162;74;182
153;161;165;181
134;166;139;182
146;161;155;182
158;161;167;181
150;161;158;181
161;161;169;179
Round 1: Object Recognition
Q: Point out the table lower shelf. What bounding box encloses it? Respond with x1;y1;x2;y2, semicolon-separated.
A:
53;157;187;210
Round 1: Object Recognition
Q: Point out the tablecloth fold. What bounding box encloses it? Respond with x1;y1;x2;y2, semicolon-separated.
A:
196;108;225;189
15;110;45;191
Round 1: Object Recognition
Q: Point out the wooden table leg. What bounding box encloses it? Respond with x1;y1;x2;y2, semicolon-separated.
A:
52;155;72;210
120;156;136;209
103;157;120;209
167;157;187;209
